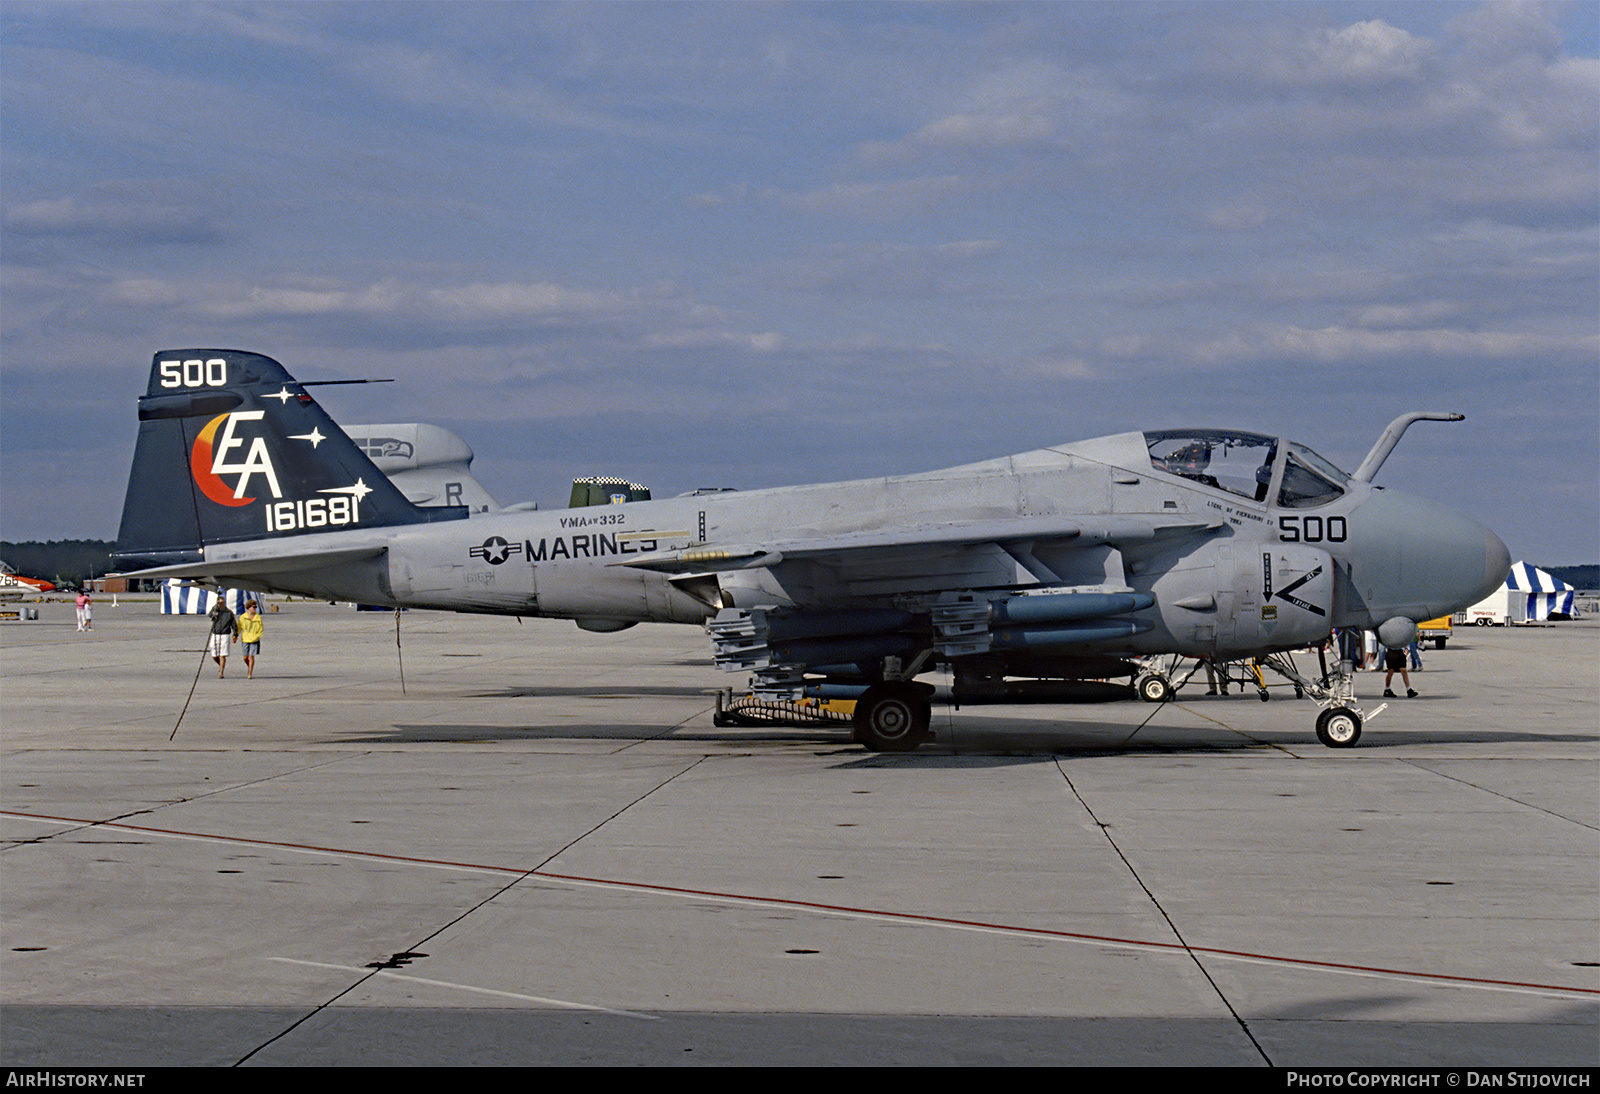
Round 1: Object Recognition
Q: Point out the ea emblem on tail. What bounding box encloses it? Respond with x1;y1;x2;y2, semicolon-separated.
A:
190;412;281;507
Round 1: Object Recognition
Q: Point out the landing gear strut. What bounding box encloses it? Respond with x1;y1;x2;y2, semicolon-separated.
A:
1255;653;1384;749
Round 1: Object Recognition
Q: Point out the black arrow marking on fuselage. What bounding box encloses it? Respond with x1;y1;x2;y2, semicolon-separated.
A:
1272;563;1327;616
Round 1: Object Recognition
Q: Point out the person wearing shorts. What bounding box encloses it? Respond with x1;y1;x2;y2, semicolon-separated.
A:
207;600;238;678
1382;645;1417;699
238;600;263;679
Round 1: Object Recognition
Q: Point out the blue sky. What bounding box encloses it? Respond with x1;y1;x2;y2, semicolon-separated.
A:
2;1;1596;563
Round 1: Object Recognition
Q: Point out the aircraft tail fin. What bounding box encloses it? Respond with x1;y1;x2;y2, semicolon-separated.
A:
113;350;466;571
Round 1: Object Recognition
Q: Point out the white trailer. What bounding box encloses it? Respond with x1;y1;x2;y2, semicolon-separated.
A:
1456;589;1528;627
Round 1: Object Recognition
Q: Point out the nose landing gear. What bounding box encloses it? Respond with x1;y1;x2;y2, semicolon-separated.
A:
1315;707;1362;748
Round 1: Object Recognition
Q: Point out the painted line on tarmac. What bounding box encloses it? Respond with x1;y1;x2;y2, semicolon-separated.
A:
268;957;659;1019
9;808;1596;1003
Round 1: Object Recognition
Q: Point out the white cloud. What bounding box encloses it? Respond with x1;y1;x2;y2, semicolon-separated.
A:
856;58;1121;166
642;328;783;353
346;41;650;137
859;112;1060;165
106;279;188;308
3;185;226;246
754;239;1003;298
1298;20;1430;86
1350;302;1469;329
70;273;786;361
1035;355;1096;380
423;282;623;322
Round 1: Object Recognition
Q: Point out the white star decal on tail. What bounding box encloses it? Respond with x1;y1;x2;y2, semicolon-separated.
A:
320;478;374;501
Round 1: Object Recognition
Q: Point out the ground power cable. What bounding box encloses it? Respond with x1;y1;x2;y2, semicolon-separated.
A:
394;607;406;694
1115;658;1204;747
169;642;212;742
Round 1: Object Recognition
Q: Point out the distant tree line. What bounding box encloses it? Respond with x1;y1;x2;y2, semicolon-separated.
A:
1545;565;1598;590
1;540;114;586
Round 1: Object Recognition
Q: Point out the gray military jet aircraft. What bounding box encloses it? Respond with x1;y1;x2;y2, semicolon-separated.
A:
114;350;1510;751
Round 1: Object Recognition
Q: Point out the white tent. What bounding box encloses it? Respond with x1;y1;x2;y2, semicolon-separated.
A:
1504;562;1575;620
161;582;259;615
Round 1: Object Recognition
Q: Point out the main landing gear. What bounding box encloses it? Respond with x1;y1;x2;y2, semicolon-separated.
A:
713;678;935;751
851;682;934;752
1136;672;1174;703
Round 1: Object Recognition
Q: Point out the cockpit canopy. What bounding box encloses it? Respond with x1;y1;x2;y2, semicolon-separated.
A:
1277;442;1349;509
1145;430;1350;509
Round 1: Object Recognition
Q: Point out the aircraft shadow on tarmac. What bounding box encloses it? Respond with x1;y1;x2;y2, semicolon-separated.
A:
468;684;722;699
338;706;1598;752
338;714;1282;753
347;721;839;746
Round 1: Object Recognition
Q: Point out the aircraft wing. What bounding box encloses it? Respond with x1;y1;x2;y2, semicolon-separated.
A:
621;511;1220;684
615;512;1221;575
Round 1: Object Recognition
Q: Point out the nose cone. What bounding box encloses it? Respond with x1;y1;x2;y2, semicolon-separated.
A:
1478;523;1513;608
1346;489;1512;622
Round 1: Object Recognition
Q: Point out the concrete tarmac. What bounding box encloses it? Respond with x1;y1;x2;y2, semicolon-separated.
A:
2;599;1595;1066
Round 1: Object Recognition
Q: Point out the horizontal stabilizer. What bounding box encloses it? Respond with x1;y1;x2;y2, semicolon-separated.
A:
115;546;385;591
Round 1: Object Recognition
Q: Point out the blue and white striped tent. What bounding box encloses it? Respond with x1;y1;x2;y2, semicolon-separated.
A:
1504;562;1575;620
160;581;260;616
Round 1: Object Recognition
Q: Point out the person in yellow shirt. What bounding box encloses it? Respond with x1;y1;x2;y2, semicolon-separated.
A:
239;600;264;679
